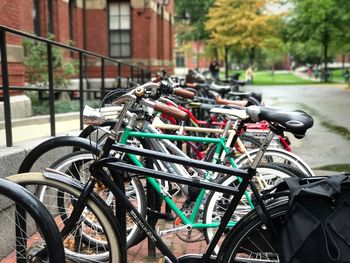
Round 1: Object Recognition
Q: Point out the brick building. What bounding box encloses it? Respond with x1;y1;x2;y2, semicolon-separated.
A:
0;0;175;90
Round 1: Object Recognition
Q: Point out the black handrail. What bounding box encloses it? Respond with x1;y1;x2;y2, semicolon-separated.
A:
0;25;152;147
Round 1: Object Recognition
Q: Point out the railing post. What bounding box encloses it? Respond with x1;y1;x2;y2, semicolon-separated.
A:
0;29;13;147
101;58;105;102
79;52;84;130
47;43;55;136
118;62;121;88
130;65;134;84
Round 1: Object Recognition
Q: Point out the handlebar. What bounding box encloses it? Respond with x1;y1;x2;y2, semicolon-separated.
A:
154;102;189;121
173;88;195;99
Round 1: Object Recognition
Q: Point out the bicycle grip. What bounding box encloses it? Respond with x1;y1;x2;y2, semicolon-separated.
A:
174;88;195;99
154;102;188;121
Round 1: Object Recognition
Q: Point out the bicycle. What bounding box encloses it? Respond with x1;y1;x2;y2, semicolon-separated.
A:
11;83;314;262
0;177;65;262
17;82;312;248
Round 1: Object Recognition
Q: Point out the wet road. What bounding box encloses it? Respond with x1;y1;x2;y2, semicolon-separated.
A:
248;84;350;172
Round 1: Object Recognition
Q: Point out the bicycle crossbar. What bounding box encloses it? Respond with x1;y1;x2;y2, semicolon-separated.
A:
104;161;239;195
112;143;248;178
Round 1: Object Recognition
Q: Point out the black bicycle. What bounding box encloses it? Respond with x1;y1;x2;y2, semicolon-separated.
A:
10;94;313;262
0;177;65;262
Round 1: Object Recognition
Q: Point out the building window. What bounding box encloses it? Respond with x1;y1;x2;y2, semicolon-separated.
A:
32;0;41;36
176;52;185;67
109;2;131;58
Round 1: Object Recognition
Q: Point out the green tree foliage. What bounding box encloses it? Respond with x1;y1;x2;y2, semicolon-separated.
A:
287;0;350;81
205;0;282;66
263;37;288;72
175;0;214;43
290;41;323;65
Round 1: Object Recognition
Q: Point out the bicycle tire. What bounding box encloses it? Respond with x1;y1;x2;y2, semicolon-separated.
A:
49;151;147;248
267;162;308;178
217;199;288;262
235;148;315;177
203;163;301;252
7;172;125;263
0;178;65;262
18;136;102;174
80;126;165;246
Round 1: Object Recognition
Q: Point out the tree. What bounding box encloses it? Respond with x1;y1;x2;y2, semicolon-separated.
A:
290;41;323;66
205;0;283;78
205;0;282;69
287;0;350;81
175;0;214;43
263;37;288;74
175;0;214;70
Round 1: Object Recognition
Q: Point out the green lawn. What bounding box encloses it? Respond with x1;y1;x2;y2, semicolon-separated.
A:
330;69;349;83
252;71;317;85
220;70;318;85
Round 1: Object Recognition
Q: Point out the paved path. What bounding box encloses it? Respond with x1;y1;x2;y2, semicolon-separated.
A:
247;84;350;170
0;113;81;147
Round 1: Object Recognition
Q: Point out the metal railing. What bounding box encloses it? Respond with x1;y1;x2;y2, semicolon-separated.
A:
0;26;152;147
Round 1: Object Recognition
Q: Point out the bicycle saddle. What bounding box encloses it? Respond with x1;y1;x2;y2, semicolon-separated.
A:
209;82;231;93
228;91;251;96
246;106;314;138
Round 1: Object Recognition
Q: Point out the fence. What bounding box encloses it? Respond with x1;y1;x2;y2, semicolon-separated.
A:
0;26;151;147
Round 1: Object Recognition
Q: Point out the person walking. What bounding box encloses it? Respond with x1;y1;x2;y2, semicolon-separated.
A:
245;66;254;84
209;60;220;80
344;69;349;84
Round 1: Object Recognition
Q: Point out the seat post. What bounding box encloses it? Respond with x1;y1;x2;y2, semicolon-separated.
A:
250;130;275;169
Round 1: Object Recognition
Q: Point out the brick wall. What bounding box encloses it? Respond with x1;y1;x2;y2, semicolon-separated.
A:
83;0;174;74
1;0;175;94
55;0;70;43
0;0;33;94
132;8;151;60
86;9;108;56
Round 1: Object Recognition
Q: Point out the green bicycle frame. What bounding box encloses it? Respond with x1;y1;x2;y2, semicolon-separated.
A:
119;126;254;229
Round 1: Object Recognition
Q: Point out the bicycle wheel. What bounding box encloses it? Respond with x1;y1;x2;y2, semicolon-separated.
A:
0;178;65;262
7;172;124;263
235;148;315;177
203;164;302;252
217;199;288;262
49;151;147;248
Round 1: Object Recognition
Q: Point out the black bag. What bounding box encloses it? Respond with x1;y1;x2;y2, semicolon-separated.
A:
278;174;350;263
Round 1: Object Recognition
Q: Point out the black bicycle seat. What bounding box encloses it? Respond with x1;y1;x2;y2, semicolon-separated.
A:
246;106;314;138
209;83;231;93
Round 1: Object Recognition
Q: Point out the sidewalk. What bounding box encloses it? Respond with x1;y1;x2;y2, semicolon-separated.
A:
0;112;81;147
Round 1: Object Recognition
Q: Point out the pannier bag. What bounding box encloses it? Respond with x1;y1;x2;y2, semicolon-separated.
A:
278;174;350;263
